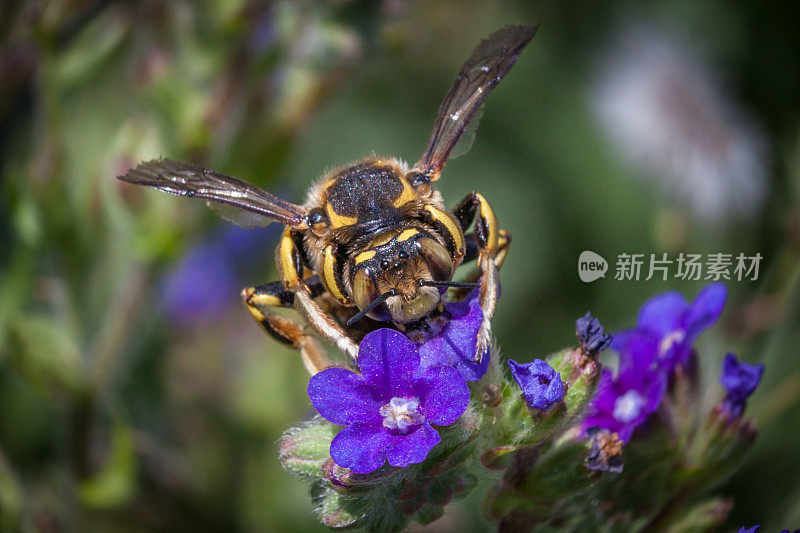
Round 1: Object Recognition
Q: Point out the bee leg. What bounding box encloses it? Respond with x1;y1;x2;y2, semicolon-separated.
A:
242;278;331;375
294;290;359;361
277;227;360;361
494;229;511;269
452;192;506;361
451;230;511;301
462;229;511;267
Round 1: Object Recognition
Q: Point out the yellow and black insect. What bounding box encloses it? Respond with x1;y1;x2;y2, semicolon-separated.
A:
118;24;537;373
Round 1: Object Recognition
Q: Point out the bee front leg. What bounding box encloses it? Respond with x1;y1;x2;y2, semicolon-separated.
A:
277;228;360;361
242;278;332;375
451;229;511;301
452;192;506;362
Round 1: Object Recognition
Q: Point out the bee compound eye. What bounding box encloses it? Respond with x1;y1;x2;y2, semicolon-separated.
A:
308;209;329;236
407;172;430;187
417;237;455;281
352;268;391;321
406;172;432;194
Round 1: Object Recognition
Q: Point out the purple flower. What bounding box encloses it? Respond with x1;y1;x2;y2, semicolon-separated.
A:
720;353;764;418
161;225;277;325
308;329;470;474
508;359;565;409
582;284;726;442
418;289;490;381
623;282;727;371
738;526;760;533
161;242;238;325
583;331;667;442
576;312;612;355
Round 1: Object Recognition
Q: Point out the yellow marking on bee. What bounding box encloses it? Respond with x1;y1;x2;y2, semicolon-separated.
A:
355;249;377;265
250;293;282;307
246;305;266;323
279;227;301;287
325;202;358;229
243;292;267;322
476;193;499;252
323;245;347;303
397;228;419;242
393;177;415;208
425;205;465;258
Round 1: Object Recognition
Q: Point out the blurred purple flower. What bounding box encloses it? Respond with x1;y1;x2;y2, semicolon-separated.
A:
583;283;727;441
738;526;760;533
618;282;727;372
308;329;469;474
583;350;667;442
720;353;764;418
418;289;490;382
508;359;565;410
161;225;278;325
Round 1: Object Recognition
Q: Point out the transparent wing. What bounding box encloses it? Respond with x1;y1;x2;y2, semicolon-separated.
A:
118;158;308;228
447;107;483;160
414;24;538;179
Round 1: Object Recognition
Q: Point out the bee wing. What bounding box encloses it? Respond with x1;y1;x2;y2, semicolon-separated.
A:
118;158;308;228
414;24;538;179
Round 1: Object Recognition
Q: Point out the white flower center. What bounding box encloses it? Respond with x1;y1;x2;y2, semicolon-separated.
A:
613;390;646;424
379;397;423;431
659;329;685;358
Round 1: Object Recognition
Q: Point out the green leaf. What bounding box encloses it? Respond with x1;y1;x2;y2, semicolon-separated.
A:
78;418;137;508
8;313;82;394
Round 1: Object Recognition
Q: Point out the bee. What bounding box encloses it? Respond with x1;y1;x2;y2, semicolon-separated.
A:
118;24;537;373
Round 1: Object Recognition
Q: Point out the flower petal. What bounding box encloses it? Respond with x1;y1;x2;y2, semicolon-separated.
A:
330;422;392;474
308;368;381;426
415;366;470;426
636;291;688;338
357;329;420;397
612;329;660;373
418;289;489;381
684;282;727;342
385;422;441;468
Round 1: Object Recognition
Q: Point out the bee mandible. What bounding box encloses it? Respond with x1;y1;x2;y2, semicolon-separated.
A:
118;24;538;373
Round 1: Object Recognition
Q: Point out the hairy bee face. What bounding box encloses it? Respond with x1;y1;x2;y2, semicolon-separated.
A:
351;229;455;324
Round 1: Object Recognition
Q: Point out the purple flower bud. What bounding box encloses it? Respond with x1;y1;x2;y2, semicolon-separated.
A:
576;312;612;356
308;329;469;474
719;353;764;418
507;359;565;410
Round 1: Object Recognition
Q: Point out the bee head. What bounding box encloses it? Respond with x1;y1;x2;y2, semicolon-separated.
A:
349;228;455;324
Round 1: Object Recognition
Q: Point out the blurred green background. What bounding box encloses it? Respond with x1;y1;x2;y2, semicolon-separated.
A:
1;0;798;531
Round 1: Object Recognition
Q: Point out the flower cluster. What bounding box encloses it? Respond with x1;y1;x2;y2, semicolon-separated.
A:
287;279;770;531
584;283;727;441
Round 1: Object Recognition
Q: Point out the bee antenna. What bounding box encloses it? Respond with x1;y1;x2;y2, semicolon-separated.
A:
346;290;397;326
419;280;480;289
